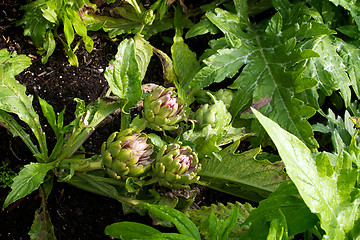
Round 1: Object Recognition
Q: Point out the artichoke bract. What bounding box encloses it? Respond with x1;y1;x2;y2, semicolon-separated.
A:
143;86;185;131
152;143;200;189
101;128;154;180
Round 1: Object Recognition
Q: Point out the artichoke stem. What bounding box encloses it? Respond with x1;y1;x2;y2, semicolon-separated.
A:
74;161;103;172
81;173;126;186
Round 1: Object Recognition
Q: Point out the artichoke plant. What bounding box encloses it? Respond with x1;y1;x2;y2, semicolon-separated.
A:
143;86;186;131
152;143;201;189
101;128;154;180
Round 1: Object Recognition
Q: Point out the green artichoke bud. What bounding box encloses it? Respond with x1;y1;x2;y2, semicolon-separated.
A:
193;98;231;130
214;89;233;108
143;86;186;131
152;143;201;189
101;128;154;180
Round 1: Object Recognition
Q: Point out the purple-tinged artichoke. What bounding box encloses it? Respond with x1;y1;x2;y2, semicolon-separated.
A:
152;143;200;189
143;86;185;131
101;128;154;180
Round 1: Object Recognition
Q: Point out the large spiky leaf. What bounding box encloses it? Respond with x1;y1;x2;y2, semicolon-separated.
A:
198;140;289;202
188;0;337;151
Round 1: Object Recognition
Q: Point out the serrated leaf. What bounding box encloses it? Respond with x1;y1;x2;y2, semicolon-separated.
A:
3;162;57;209
335;38;360;99
198;140;289;202
139;203;201;240
105;222;161;239
171;28;201;92
254;109;360;240
104;35;151;112
0;49;47;157
189;2;327;151
313;109;355;154
188;202;253;239
301;36;352;107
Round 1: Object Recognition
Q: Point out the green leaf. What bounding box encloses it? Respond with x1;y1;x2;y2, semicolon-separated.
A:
301;36;352;107
329;0;360;31
60;39;79;66
139;203;201;240
216;207;239;240
28;187;57;240
41;30;56;64
17;0;51;48
63;15;75;45
39;97;59;137
312;109;355;154
0;49;48;157
198;140;289;202
0;110;40;155
56;98;122;161
135;233;196;240
171;28;201;92
241;181;318;239
189;2;344;151
67;8;87;37
3;162;57;210
41;3;58;24
266;210;288;240
134;34;153;81
185;18;219;39
335;38;360;100
105;222;161;239
253;108;360;240
188;202;253;239
104;36;151;112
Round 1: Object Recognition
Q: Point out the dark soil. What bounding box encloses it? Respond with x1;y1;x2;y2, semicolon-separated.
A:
0;1;243;239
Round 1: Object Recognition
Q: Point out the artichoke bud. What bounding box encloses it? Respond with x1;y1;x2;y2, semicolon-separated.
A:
143;86;186;131
194;98;231;130
214;89;233;108
141;9;155;26
101;129;155;180
152;143;201;189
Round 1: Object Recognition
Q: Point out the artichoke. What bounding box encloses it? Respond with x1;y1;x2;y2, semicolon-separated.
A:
143;86;185;131
193;99;231;130
101;128;154;180
214;89;233;108
152;143;201;189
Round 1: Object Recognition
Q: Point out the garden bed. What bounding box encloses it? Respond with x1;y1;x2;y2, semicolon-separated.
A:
2;0;360;239
0;1;240;239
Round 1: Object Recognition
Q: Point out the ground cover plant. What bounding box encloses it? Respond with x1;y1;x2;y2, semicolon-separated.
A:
2;0;360;239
